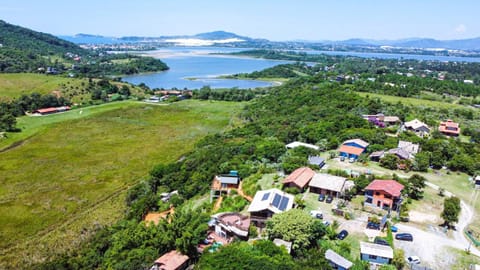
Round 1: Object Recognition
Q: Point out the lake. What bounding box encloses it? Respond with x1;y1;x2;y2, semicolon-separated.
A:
123;46;480;90
122;47;289;89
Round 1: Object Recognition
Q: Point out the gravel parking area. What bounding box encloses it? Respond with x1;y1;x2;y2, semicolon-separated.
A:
394;223;461;269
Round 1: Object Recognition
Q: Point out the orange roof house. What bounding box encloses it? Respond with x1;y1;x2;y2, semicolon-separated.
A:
338;145;365;156
150;250;189;270
338;139;369;161
439;119;460;136
282;167;315;191
364;180;404;212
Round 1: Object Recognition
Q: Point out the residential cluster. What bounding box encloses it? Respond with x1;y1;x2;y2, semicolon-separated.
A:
146;114;466;270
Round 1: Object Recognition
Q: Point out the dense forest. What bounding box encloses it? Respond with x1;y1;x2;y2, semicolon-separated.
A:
34;75;480;269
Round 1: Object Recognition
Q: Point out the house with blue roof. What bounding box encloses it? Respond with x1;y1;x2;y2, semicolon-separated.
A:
338;139;369;161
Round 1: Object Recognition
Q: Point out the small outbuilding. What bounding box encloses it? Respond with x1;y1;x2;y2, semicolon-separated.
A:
325;249;353;270
273;238;292;254
308;155;325;168
150;250;189;270
286;141;320;151
360;241;393;265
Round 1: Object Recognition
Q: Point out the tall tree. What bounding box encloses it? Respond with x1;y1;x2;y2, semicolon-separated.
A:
441;196;461;228
406;174;426;200
266;209;322;250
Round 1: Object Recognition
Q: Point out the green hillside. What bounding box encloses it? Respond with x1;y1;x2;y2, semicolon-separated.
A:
0;20;168;75
0;20;86;56
0;20;87;73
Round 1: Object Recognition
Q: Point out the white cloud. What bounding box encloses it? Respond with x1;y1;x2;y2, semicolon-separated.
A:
455;24;467;33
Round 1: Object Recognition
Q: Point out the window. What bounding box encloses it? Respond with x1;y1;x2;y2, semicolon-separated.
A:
384;194;392;199
369;255;377;259
375;192;380;196
366;197;373;203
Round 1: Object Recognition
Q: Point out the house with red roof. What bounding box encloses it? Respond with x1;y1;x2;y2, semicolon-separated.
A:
338;139;369;161
364;180;404;212
282;167;315;192
439;119;460;137
150;250;189;270
33;106;70;115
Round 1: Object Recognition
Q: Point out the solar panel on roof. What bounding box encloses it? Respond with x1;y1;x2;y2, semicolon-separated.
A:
279;196;290;211
261;192;270;201
272;194;281;207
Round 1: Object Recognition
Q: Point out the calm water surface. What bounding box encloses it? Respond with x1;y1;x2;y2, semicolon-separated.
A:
123;46;480;90
123;47;289;89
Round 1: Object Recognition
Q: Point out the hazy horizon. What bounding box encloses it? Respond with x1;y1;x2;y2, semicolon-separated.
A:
1;0;479;41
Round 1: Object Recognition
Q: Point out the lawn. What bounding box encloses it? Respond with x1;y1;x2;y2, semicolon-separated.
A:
0;99;244;267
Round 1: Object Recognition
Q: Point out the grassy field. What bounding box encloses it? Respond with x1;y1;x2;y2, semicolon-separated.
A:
355;91;474;111
1;101;138;150
0;73;81;99
0;73;147;104
0;99;244;267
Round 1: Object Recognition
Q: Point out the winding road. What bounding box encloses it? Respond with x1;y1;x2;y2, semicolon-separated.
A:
393;181;480;268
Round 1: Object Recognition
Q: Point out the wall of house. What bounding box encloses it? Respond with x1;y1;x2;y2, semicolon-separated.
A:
283;182;304;191
310;187;339;197
361;253;390;265
339;152;359;159
364;191;396;210
250;210;273;227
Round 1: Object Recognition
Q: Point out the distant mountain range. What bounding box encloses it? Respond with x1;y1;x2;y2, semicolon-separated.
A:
59;31;261;45
320;37;480;51
59;31;480;51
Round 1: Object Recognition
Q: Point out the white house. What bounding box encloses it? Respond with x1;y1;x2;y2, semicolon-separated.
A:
403;119;430;137
247;188;294;227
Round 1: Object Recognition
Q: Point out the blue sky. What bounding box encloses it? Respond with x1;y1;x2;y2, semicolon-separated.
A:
0;0;478;40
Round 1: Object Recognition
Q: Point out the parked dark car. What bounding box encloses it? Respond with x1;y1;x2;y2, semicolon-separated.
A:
337;229;348;240
374;238;390;246
318;194;326;202
367;222;380;230
395;233;413;241
326;195;333;203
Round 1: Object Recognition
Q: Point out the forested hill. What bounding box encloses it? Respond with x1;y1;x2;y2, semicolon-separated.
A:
0;20;86;56
0;20;168;75
0;20;88;72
